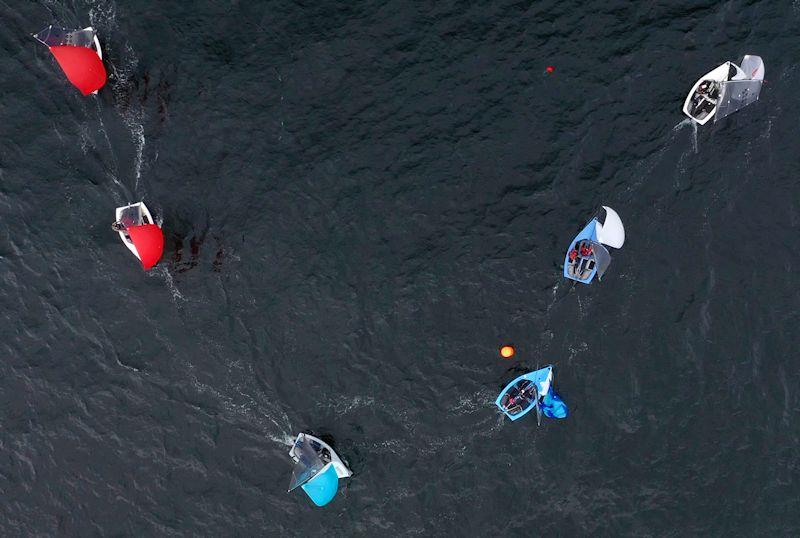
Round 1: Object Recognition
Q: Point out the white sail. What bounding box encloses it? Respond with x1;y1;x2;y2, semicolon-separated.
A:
288;438;325;492
715;79;762;122
34;26;95;48
591;241;613;280
595;206;625;249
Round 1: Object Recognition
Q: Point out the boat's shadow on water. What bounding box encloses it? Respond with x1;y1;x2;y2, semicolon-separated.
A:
159;217;227;277
495;362;542;391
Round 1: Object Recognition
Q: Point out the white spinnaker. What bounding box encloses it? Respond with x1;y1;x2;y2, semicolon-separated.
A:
595;206;625;248
740;55;765;81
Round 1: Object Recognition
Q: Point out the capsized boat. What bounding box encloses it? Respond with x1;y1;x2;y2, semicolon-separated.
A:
563;206;625;285
113;202;164;270
288;433;352;507
682;55;765;125
33;25;106;95
495;365;568;423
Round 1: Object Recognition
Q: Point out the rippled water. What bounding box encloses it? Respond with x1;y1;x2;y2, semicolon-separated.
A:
2;0;799;534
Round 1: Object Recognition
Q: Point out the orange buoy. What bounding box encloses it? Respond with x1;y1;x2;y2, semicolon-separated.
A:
500;345;515;358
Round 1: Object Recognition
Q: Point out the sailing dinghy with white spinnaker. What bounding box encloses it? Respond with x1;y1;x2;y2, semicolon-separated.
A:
563;206;625;284
682;55;765;125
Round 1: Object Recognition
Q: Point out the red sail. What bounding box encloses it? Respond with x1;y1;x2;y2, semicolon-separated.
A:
48;45;106;95
127;224;164;270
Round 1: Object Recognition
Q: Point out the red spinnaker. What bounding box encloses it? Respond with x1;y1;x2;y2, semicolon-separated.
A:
127;224;164;270
49;45;106;95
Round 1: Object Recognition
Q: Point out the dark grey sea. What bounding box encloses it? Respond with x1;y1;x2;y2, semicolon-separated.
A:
1;0;799;534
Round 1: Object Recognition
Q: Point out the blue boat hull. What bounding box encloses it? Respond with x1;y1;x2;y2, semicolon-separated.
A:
495;366;553;421
563;219;599;284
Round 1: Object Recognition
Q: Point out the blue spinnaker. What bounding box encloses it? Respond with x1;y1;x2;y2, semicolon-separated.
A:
541;391;568;419
301;464;339;507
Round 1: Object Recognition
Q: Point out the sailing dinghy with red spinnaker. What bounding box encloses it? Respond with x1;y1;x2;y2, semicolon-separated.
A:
33;25;106;95
113;203;164;270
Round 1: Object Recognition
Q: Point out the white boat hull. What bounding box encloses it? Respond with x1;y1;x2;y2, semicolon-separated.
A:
289;433;352;479
115;202;154;262
682;62;735;125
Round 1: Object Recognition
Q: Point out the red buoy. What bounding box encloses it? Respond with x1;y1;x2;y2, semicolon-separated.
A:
546;66;555;73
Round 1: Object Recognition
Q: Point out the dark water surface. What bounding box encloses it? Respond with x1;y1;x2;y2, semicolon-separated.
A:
2;0;800;534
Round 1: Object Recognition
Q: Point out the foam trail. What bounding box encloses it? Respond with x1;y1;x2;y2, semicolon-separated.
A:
92;98;132;203
270;433;297;447
150;265;185;303
107;42;146;193
89;2;148;194
672;118;699;153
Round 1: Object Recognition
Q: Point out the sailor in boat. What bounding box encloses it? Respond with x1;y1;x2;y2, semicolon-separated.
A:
578;242;594;279
318;447;332;464
567;241;596;280
567;245;579;276
503;379;536;414
111;220;133;241
691;80;719;118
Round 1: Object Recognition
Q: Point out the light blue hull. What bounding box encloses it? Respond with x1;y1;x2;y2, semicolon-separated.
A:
563;219;599;284
495;366;553;421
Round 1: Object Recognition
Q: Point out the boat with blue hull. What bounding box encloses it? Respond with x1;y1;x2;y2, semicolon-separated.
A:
563;206;625;284
495;366;568;423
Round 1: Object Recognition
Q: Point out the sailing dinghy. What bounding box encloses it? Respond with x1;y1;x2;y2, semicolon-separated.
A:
33;25;106;95
563;206;625;285
288;433;352;507
113;203;164;270
682;55;765;125
495;365;568;423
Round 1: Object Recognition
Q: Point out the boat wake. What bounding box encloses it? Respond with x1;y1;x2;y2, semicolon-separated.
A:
187;370;294;440
148;265;185;302
672;117;699;153
87;1;148;197
269;433;297;448
108;42;146;192
616;117;699;206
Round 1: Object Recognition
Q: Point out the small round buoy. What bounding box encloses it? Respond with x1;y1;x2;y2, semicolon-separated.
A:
500;345;515;358
546;66;555;73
